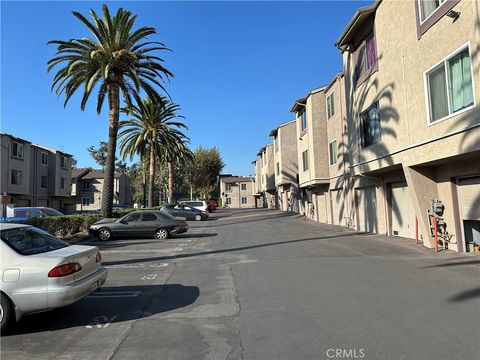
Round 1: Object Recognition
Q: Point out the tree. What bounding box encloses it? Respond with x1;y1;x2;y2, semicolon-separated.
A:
87;141;109;169
48;4;173;217
118;96;189;207
185;146;225;199
71;157;78;169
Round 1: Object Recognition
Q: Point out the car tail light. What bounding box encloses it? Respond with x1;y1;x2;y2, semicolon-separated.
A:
181;220;187;227
96;252;102;263
48;263;82;277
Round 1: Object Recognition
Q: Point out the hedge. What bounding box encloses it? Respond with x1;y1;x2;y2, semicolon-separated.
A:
1;207;167;238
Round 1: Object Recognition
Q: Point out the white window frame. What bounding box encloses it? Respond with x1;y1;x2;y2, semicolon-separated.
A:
417;0;447;25
60;156;67;169
424;42;476;127
300;110;307;132
11;169;23;185
225;197;232;205
41;152;49;166
241;183;247;191
302;150;309;172
82;197;91;207
225;183;232;191
12;142;24;159
326;91;335;119
241;197;248;205
82;180;91;190
328;139;338;166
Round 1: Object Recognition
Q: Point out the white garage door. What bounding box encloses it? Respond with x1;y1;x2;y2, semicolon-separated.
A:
391;182;415;239
458;177;480;220
357;186;378;233
316;191;327;223
331;188;344;226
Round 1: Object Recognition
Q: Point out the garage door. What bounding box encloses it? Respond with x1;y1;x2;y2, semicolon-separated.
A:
331;188;344;226
317;191;327;223
37;198;49;207
458;177;480;251
391;182;415;239
357;186;378;233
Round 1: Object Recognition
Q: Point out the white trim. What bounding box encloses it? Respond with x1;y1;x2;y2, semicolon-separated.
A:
328;138;338;166
417;0;447;25
41;152;49;166
424;42;476;126
326;91;336;120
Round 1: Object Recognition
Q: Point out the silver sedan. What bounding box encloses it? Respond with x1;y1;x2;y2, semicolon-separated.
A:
0;223;108;332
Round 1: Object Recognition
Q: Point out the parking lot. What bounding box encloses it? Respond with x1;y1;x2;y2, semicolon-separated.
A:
2;209;479;360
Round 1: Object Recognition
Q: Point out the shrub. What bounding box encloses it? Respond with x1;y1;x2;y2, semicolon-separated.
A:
21;214;103;238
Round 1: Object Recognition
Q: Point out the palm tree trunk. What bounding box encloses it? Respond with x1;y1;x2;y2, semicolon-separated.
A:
101;81;120;218
148;143;155;207
190;185;193;201
167;160;174;203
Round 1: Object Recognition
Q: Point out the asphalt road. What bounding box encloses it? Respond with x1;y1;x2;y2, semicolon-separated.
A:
2;208;479;360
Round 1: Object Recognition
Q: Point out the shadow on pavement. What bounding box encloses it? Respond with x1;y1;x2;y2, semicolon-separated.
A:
4;284;199;336
448;287;480;302
201;212;298;228
80;240;160;249
179;233;217;239
421;260;480;268
102;232;362;266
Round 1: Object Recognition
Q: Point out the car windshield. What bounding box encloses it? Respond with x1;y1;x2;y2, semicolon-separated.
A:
39;208;64;216
1;226;69;255
159;211;175;219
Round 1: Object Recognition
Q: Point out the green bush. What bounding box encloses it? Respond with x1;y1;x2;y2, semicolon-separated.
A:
22;214;103;238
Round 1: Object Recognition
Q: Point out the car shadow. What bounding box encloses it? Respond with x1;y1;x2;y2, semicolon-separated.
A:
79;240;160;249
4;284;199;336
175;233;217;239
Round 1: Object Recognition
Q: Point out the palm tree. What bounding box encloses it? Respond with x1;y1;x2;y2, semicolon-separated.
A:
118;96;189;207
47;4;172;217
159;134;194;203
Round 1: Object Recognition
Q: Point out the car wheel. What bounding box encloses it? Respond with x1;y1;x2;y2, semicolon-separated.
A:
98;228;112;241
154;228;169;240
0;293;13;333
194;214;202;221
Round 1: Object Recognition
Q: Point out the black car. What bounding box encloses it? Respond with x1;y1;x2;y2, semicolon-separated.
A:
161;204;209;221
89;210;188;241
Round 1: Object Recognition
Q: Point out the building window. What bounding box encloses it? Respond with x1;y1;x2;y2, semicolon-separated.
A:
225;197;232;205
61;177;66;189
354;30;378;87
41;152;48;166
241;197;248;205
241;183;247;191
329;140;338;165
361;102;381;148
82;197;91;207
41;176;48;188
300;110;307;132
82;180;90;190
226;183;232;191
302;150;309;172
418;0;446;23
60;156;67;169
426;46;474;123
12;142;24;159
327;92;335;119
11;169;23;185
276;162;280;176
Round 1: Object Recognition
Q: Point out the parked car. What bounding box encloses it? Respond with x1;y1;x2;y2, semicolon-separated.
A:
179;200;209;213
2;207;64;222
89;210;188;241
0;223;107;332
207;200;217;213
161;204;209;221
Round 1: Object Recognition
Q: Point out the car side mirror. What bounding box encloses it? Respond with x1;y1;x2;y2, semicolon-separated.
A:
119;219;127;224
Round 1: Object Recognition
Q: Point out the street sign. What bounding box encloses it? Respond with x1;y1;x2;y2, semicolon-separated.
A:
1;195;11;205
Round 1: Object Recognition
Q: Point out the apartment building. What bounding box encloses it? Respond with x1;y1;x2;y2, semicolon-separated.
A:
269;120;301;212
0;133;73;212
70;168;131;212
256;144;276;208
334;0;480;252
219;176;256;208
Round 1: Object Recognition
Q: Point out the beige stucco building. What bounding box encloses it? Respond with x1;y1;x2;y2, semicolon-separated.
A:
256;144;276;208
219;176;256;208
333;0;480;252
0;133;73;212
269;120;301;212
71;168;131;212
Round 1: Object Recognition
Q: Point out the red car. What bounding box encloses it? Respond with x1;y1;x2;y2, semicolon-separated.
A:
207;200;217;213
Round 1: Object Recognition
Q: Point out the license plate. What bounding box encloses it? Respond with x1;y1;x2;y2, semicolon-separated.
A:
90;282;99;293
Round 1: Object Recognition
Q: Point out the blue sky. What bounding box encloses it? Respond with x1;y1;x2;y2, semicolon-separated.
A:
1;0;369;176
